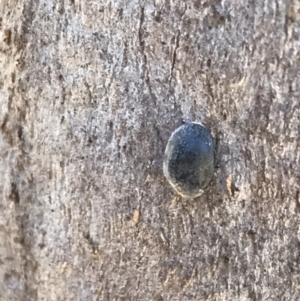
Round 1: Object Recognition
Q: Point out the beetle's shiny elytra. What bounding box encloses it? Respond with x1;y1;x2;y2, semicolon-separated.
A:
163;122;214;198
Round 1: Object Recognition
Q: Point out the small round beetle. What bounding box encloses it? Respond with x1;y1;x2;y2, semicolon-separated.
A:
163;122;214;198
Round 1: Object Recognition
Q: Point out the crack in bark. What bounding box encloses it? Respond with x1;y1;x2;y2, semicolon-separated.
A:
169;31;180;84
138;7;145;53
167;4;186;106
84;81;94;106
138;7;156;105
168;3;187;84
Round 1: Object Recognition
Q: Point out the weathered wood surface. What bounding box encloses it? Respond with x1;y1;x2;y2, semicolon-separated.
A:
1;0;300;300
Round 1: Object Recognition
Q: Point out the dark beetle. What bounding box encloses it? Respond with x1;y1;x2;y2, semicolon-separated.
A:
163;122;214;198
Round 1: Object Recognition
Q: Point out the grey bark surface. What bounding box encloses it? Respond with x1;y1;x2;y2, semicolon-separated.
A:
1;0;300;300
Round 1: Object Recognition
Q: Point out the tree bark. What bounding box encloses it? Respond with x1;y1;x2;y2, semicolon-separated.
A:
1;0;300;300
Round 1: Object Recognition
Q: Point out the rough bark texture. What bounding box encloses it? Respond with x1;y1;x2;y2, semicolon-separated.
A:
1;0;300;300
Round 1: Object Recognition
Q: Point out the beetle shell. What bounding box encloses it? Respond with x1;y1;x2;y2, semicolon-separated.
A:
163;122;214;198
